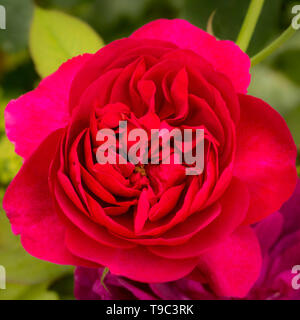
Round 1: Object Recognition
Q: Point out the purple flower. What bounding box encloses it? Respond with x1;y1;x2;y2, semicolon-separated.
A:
74;180;300;300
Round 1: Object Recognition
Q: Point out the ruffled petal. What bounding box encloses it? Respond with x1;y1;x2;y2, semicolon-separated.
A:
131;19;250;93
147;178;249;259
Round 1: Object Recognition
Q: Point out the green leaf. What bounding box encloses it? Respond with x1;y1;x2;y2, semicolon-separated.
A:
30;6;104;78
0;93;23;185
0;137;22;186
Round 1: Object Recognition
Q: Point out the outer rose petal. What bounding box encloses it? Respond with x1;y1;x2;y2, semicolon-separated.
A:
5;54;91;159
197;226;262;298
66;226;198;283
131;19;251;93
280;179;300;236
3;130;94;267
74;268;104;300
254;211;283;255
234;95;298;225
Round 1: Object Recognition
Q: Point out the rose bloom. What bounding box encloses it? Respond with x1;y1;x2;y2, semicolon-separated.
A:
74;180;300;300
3;19;297;298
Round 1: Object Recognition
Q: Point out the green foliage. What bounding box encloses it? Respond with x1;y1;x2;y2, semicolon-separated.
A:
249;30;300;146
49;274;75;300
0;137;22;185
275;49;300;85
0;213;73;300
0;0;34;53
248;65;300;114
88;0;182;42
30;6;104;78
0;93;22;185
181;0;287;56
271;33;300;86
285;107;300;147
0;282;59;300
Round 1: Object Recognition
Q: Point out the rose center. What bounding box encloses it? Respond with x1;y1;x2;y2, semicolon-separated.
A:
134;164;147;176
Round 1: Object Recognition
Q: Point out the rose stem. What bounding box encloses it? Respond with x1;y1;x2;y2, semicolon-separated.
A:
251;25;298;67
236;0;265;52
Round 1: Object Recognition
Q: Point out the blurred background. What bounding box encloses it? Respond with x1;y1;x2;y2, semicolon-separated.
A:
0;0;299;299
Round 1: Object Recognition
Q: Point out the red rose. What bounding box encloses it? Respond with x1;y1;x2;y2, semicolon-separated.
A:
3;19;297;298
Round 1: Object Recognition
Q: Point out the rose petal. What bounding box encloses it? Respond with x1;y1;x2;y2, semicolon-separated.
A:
197;226;262;298
131;19;250;93
148;177;249;259
234;94;297;225
3;129;93;266
279;179;300;236
254;211;283;255
66;227;198;283
5;54;90;159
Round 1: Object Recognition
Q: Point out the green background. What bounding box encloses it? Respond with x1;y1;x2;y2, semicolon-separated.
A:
0;0;299;299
